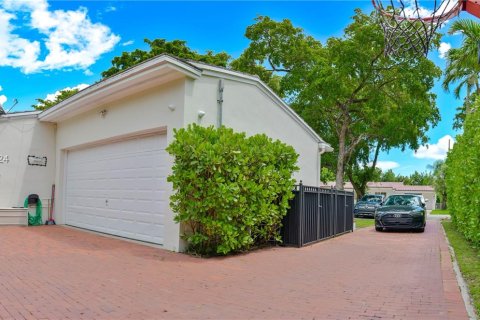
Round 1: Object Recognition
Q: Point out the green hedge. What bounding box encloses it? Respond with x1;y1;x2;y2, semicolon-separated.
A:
166;124;299;255
446;103;480;246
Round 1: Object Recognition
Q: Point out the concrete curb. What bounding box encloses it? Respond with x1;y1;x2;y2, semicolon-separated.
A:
442;223;478;320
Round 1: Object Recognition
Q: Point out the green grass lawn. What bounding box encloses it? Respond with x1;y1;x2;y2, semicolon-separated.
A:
442;221;480;315
431;209;450;215
355;218;375;229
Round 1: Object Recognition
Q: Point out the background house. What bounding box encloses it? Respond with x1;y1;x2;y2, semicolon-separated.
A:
323;181;436;210
0;55;332;251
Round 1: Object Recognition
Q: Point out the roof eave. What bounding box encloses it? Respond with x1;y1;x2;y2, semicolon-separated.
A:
39;55;202;123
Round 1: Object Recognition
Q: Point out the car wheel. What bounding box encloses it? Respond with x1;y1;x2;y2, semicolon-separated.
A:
375;226;383;232
418;227;425;233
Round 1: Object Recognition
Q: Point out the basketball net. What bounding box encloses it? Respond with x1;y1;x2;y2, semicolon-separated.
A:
372;0;463;56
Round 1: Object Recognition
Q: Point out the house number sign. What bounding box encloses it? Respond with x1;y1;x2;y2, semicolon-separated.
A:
28;155;47;167
0;155;9;163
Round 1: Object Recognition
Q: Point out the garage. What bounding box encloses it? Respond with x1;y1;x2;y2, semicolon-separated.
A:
65;134;168;244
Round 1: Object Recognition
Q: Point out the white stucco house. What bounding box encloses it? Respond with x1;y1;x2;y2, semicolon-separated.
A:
323;181;436;210
0;54;332;251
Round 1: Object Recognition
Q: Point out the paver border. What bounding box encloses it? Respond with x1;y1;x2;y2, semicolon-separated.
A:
442;222;478;320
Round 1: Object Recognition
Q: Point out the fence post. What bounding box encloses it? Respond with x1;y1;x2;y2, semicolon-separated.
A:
344;190;347;233
298;181;304;247
350;192;354;232
317;187;320;241
333;186;337;237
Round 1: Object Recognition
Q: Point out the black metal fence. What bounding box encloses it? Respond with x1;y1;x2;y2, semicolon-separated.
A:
281;182;354;247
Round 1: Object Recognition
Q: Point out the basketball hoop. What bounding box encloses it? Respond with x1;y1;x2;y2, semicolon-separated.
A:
372;0;463;56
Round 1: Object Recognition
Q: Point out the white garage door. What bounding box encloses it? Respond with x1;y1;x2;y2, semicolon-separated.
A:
65;134;168;244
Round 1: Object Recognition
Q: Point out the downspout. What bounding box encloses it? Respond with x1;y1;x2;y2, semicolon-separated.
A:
217;79;224;128
318;143;327;187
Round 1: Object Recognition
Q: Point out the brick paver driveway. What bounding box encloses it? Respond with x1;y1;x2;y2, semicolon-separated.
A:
0;220;468;319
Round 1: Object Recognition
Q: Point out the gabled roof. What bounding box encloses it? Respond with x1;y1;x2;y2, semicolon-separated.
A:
38;55;202;123
0;110;41;119
367;182;407;188
394;185;435;192
37;54;332;151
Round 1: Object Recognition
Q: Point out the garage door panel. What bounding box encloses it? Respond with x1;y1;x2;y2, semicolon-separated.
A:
65;134;167;245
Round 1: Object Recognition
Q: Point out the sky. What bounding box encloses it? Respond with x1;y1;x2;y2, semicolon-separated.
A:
0;0;468;175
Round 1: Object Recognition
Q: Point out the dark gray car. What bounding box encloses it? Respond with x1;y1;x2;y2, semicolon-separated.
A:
354;194;384;218
375;194;426;232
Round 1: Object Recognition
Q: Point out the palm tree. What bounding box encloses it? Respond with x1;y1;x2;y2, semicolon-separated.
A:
427;160;448;210
443;19;480;113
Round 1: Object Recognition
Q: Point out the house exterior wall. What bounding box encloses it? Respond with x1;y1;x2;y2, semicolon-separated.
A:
185;76;322;186
53;79;186;251
364;187;436;210
367;187;397;199
0;115;56;221
33;65;328;252
401;190;436;210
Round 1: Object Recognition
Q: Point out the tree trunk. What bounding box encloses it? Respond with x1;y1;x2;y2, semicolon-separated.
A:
335;121;348;190
348;141;382;199
347;171;363;200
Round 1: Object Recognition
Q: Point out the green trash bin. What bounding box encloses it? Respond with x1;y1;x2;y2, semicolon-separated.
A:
24;195;42;226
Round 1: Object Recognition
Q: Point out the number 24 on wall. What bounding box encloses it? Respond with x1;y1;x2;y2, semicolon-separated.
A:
0;155;9;163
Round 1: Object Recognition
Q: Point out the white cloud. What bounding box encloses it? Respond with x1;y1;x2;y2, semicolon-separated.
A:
44;83;89;101
401;0;460;20
105;5;117;13
414;135;455;160
439;42;451;59
0;86;6;106
369;161;400;171
0;0;120;74
121;40;134;47
83;69;94;76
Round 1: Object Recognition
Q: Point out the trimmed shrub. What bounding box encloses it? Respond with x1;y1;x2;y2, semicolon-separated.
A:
446;102;480;246
166;124;299;255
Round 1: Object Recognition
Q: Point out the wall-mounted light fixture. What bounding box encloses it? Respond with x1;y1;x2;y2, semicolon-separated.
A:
198;110;206;119
168;104;176;111
100;109;108;118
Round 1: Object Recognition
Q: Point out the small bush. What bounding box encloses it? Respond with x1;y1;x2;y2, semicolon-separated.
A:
166;124;299;255
446;100;480;246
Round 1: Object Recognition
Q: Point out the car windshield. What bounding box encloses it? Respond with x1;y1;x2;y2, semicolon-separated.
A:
360;195;382;203
384;195;419;207
360;194;382;202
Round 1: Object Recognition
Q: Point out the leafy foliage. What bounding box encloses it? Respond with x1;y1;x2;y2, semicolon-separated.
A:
443;19;480;128
166;124;299;255
32;89;79;111
429;160;447;208
320;167;336;184
234;10;441;192
446;98;480;246
231;16;322;97
102;38;230;78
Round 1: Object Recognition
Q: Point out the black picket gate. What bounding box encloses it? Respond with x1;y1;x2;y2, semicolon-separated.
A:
281;182;355;247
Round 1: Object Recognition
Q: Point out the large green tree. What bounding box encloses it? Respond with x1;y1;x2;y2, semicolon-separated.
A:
230;16;321;98
234;10;441;193
403;171;433;186
102;38;230;78
32;89;80;111
429;160;448;209
443;19;480;128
